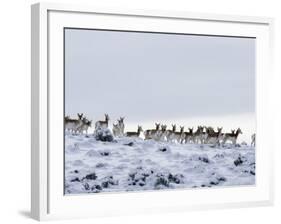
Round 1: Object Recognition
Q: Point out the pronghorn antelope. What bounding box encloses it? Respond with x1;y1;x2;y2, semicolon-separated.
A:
201;126;215;143
125;125;143;138
193;126;204;144
144;123;161;140
166;124;176;142
201;126;215;144
158;124;168;141
112;117;125;137
205;126;215;134
205;127;223;144
112;123;121;137
173;126;185;143
95;114;110;130
65;113;84;133
251;133;256;147
118;117;125;136
183;127;194;144
200;127;207;144
77;117;92;134
222;128;243;145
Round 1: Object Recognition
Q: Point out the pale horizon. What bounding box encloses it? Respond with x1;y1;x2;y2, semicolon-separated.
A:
66;112;255;144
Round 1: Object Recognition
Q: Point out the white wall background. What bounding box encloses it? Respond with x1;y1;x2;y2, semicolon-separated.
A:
0;0;280;223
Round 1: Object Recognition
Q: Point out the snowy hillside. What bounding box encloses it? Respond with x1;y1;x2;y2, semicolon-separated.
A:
64;133;255;194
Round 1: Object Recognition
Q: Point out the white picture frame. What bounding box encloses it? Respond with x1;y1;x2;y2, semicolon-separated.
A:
31;2;274;221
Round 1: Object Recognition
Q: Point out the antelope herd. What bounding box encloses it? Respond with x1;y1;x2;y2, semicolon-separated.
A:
65;113;92;135
65;113;255;146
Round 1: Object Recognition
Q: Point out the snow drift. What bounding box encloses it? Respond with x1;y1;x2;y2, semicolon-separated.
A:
64;132;255;194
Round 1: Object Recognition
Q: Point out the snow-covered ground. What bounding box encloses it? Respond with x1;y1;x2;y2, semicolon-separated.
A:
64;133;255;194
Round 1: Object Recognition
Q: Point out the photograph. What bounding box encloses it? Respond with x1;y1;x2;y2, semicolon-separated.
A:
64;28;256;195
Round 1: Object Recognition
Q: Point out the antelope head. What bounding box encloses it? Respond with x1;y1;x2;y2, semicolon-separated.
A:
138;125;143;132
104;114;110;121
155;123;160;130
118;117;125;124
161;124;167;131
77;113;83;120
236;128;242;135
180;126;184;133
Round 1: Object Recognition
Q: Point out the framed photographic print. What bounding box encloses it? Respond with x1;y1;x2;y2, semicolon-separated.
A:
31;2;274;221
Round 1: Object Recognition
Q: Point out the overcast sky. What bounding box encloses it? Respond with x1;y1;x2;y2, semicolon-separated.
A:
65;28;255;124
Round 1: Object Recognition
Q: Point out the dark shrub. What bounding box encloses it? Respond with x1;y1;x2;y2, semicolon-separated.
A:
199;156;209;163
234;157;243;166
95;128;114;142
84;183;90;190
218;177;226;182
101;176;118;188
124;142;134;146
85;173;97;180
100;151;110;156
210;181;219;185
155;177;169;188
70;177;80;182
168;173;184;184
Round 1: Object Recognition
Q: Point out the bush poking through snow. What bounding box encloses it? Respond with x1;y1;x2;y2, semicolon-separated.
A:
198;156;209;163
154;173;184;189
155;176;170;188
79;175;119;193
91;184;102;193
95;163;107;168
250;171;255;175
127;170;150;187
234;156;243;166
95;128;114;142
190;154;210;163
83;183;90;191
70;177;80;182
168;173;184;184
218;177;226;182
84;173;97;180
101;176;118;188
210;180;219;185
158;145;171;153
99;151;110;156
213;153;225;159
158;148;168;153
209;175;227;186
